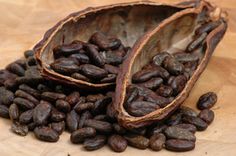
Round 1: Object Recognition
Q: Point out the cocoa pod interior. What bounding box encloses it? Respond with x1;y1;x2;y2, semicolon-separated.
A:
114;0;227;129
34;1;195;89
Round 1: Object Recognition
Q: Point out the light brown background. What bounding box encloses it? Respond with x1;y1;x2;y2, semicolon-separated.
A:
0;0;236;155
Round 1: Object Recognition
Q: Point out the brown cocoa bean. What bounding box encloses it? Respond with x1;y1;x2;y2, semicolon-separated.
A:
70;127;96;144
79;111;92;128
74;102;94;113
104;64;119;74
34;126;59;142
174;52;199;63
113;123;126;134
6;63;25;76
126;101;159;117
55;100;71;113
79;64;108;80
15;90;39;105
19;110;33;124
187;32;207;52
0;87;14;106
11;122;28;136
65;91;80;106
85;44;105;67
124;134;149;149
84;119;112;133
14;97;35;110
195;21;221;35
19;84;41;99
69;53;90;64
163;57;184;75
137;78;163;90
182;116;208;131
41;92;66;102
100;74;116;83
49;121;65;135
33;101;52;125
108;135;127;152
0;104;9;118
9;103;19;120
86;94;104;102
171;75;187;95
53;42;83;58
180;106;198;117
198;109;214;124
50;58;80;75
66;110;79;132
24;50;34;58
152;52;170;66
164;126;196;141
83;135;106;151
197;92;217;110
173;124;197;133
71;73;89;81
92;96;112;115
50;109;65;122
165;139;195;152
156;85;173;97
149;133;166;151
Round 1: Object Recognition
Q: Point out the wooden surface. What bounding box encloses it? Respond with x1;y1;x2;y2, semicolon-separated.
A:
0;0;236;155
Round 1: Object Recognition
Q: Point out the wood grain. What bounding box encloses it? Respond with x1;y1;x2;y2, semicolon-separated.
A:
0;0;235;155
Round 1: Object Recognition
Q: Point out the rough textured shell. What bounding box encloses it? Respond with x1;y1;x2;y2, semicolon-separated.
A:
114;0;228;129
34;0;197;90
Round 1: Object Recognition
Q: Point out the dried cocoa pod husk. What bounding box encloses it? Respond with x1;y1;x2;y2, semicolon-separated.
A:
114;0;227;129
34;1;196;90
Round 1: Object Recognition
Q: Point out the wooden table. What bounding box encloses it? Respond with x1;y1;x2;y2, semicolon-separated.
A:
0;0;236;155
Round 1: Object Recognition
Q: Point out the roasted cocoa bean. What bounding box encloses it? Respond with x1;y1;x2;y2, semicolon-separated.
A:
164;126;196;141
49;121;65;135
0;70;17;86
71;73;89;81
126;101;159;117
65;91;80;106
14;97;35;110
50;109;65;122
124;135;149;149
174;52;199;63
197;92;217;110
171;75;187;95
66;110;79;132
108;135;127;152
34;126;59;142
19;84;41;99
74;102;94;113
70;127;96;144
132;66;169;83
78;111;92;128
79;64;108;80
163;57;185;75
69;53;90;64
187;32;207;52
6;63;25;76
198;109;214;124
182;116;208;131
41;92;66;102
33;101;52;125
83;135;107;151
102;51;123;65
84;119;112;133
50;58;80;75
53;42;83;58
165;139;195;152
19;109;33;124
173;124;197;133
152;52;170;66
104;64;119;74
11;122;28;136
195;21;221;35
92;96;112;115
100;74;116;83
15;90;39;105
180;106;198;117
9;103;19;120
55;100;71;113
137;78;163;90
156;85;173;97
149;133;166;151
89;32;121;50
0;104;9;118
85;44;105;67
0;87;14;106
